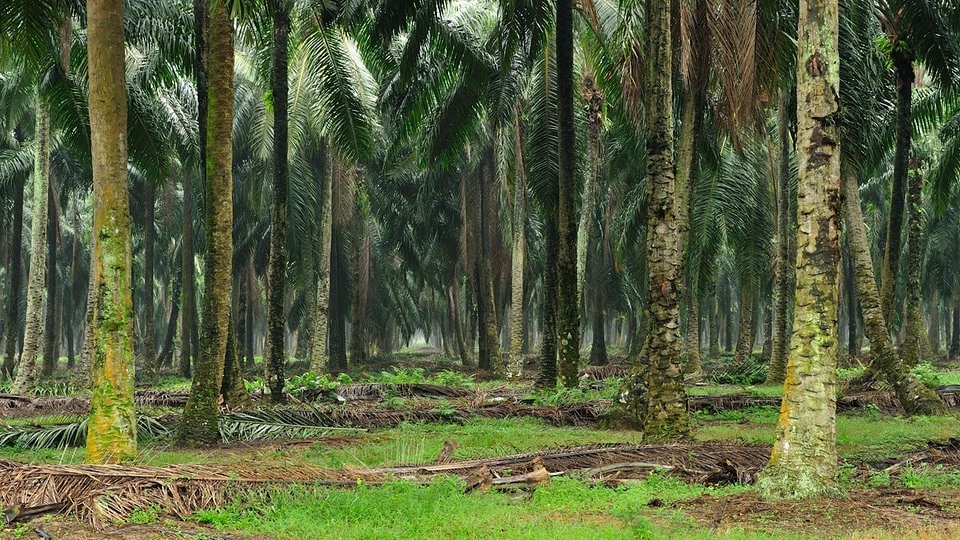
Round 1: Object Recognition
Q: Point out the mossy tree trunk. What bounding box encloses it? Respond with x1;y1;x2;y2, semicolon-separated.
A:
180;170;196;379
901;161;930;367
178;0;234;445
536;208;559;388
555;0;580;388
950;304;960;359
685;295;701;373
928;292;940;357
265;0;290;402
11;91;51;395
756;0;842;498
71;266;97;390
2;172;24;378
842;172;946;414
477;153;501;375
624;0;689;441
86;0;137;463
66;205;80;369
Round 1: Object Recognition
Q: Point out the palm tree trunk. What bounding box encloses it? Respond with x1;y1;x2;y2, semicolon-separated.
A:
901;160;930;366
156;269;181;368
842;172;945;414
180;171;196;379
536;208;559;388
71;263;96;390
265;0;290;402
507;109;526;379
448;282;472;367
41;182;58;377
477;154;501;375
179;0;235;445
625;0;689;440
757;0;843;497
708;281;720;358
2;173;24;378
349;211;370;367
928;292;940;357
85;0;137;463
65;206;80;370
844;239;859;359
221;282;251;409
555;0;580;388
328;223;348;371
11;91;51;395
733;287;756;363
142;181;157;381
878;51;914;326
577;74;602;303
310;146;333;372
767;95;795;384
244;259;256;369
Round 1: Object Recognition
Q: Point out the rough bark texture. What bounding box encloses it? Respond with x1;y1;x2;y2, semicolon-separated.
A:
555;0;580;388
844;242;859;359
756;0;842;498
40;183;59;377
928;292;940;357
328;223;348;371
11;93;51;395
156;270;181;368
265;0;290;402
507;108;527;379
767;96;795;384
85;0;138;463
842;173;946;415
178;0;234;446
350;209;371;367
901;163;929;367
142;181;157;382
220;298;251;409
536;209;559;388
2;173;24;378
624;0;689;441
878;51;914;327
66;206;80;369
309;146;333;372
577;74;602;303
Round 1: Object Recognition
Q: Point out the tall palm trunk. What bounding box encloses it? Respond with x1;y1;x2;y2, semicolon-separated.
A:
477;154;501;374
577;74;602;303
179;0;235;445
842;173;945;414
2;173;24;378
85;0;137;463
901;160;930;366
878;51;914;326
310;145;333;372
555;0;580;388
66;205;80;369
708;281;720;358
243;259;256;369
180;171;196;379
733;287;756;363
844;239;859;359
767;95;795;384
685;295;701;372
265;0;290;402
41;183;59;377
349;209;371;367
328;224;348;371
142;181;157;381
11;92;50;395
448;282;472;367
507;108;527;379
624;0;688;440
536;209;559;388
756;0;842;498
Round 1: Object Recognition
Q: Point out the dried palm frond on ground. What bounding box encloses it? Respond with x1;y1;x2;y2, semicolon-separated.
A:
0;441;771;528
334;383;475;401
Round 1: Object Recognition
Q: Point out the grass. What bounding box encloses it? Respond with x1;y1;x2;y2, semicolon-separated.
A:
192;473;752;540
